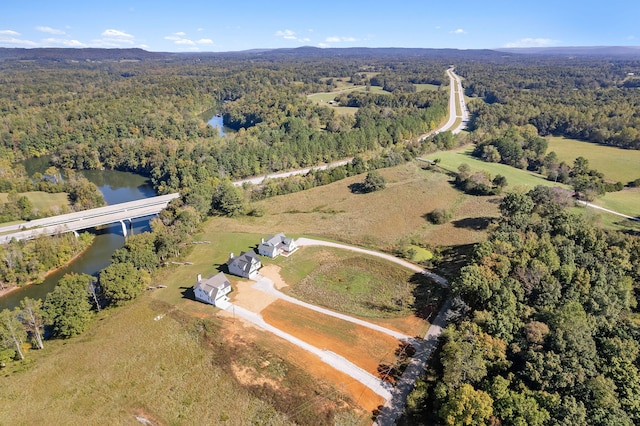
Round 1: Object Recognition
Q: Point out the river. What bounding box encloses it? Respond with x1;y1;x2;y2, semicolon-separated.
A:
0;169;156;310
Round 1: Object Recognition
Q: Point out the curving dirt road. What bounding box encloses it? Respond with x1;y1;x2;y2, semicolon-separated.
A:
252;275;413;341
293;238;453;425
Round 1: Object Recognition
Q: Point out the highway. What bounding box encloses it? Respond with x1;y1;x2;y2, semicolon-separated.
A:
234;67;469;187
0;193;179;244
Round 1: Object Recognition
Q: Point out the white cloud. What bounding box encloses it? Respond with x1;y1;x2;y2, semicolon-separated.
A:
197;28;204;32
450;28;466;34
0;29;20;36
174;31;186;36
165;33;214;47
42;37;86;47
275;29;312;43
36;26;65;35
275;29;297;40
317;43;330;48
324;36;357;43
503;37;558;48
92;29;136;48
101;29;134;39
0;36;37;47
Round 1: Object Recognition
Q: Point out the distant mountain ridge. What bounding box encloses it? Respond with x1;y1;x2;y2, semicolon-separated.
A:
495;46;640;56
0;47;165;61
1;45;640;62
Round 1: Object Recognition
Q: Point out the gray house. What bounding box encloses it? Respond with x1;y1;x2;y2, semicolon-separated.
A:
257;233;297;258
193;272;232;307
227;250;261;279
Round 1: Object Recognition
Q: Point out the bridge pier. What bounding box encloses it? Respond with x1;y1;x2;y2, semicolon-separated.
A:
119;220;128;237
72;230;79;238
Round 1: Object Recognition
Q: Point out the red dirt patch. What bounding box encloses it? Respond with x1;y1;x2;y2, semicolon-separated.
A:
262;300;401;376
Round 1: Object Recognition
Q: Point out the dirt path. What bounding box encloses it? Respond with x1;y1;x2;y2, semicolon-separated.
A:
295;237;448;287
252;273;413;341
292;237;453;425
223;303;393;400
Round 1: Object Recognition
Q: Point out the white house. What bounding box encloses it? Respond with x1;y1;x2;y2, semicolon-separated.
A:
227;250;261;278
257;233;297;258
193;272;232;307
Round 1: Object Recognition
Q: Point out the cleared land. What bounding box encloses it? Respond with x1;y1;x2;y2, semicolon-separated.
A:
262;300;401;377
0;298;356;425
277;246;443;320
414;83;440;92
1;161;496;423
210;162;500;249
0;191;69;214
430;145;639;224
307;85;392;116
547;136;640;183
427;146;569;191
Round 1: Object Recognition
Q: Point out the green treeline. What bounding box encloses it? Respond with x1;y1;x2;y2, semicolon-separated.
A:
406;187;640;425
459;58;640;149
0;232;94;289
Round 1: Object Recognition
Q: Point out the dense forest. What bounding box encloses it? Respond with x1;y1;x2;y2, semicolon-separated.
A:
458;58;640;149
405;187;640;425
1;48;640;422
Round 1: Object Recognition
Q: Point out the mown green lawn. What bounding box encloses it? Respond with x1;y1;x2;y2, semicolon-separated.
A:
547;136;640;184
426;147;569;191
0;191;69;212
277;246;444;319
415;83;440;92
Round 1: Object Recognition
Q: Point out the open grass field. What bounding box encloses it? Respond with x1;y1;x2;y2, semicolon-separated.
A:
415;84;440;92
426;146;571;192
0;191;69;213
262;300;401;377
429;145;639;226
210;162;500;250
596;188;640;218
547;136;640;184
278;246;443;320
0;297;362;425
307;85;392;116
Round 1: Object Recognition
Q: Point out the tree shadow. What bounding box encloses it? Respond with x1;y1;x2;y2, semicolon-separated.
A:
410;272;447;320
451;216;493;230
348;182;366;194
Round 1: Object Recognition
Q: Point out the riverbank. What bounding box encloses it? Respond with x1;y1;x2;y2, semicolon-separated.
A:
0;240;94;300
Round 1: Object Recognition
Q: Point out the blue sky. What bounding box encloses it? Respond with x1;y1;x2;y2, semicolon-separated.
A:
1;1;638;52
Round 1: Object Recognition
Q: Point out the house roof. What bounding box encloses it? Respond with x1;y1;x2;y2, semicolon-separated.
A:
228;250;260;274
195;272;231;298
263;232;286;247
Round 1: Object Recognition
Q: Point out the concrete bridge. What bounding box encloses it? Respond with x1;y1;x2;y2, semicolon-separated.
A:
0;193;180;244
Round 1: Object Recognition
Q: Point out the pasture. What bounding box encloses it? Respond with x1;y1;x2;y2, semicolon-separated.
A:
415;83;440;92
279;246;444;320
0;191;69;216
546;136;640;184
426;146;570;191
0;298;352;425
210;161;501;249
